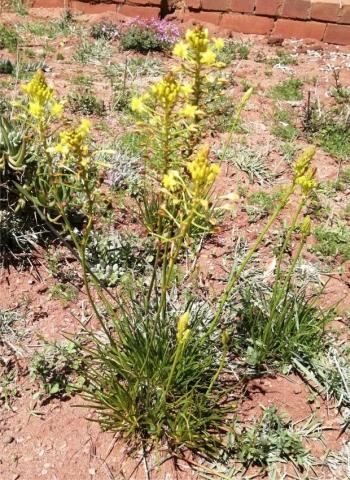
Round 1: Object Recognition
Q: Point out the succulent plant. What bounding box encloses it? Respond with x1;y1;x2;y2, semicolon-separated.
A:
0;59;14;75
0;116;27;172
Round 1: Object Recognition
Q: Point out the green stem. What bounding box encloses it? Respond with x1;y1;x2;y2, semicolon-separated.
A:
202;184;295;342
274;197;305;285
206;345;227;396
163;340;185;400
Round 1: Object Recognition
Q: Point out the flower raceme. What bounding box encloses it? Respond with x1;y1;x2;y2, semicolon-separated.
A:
162;145;220;216
131;73;197;119
176;311;190;343
20;70;64;124
293;146;317;196
173;26;224;67
187;145;220;195
47;119;92;175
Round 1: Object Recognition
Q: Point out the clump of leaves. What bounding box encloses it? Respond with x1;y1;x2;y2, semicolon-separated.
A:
217;40;250;64
86;231;154;287
73;38;112;64
269;78;303;101
329;68;350;104
295;342;350;425
102;141;142;196
91;21;119;41
245;190;278;222
222;144;274;185
0;24;20;52
268;49;298;66
120;18;179;53
30;340;85;397
68;89;105;116
0;59;14;74
272;107;299;141
234;282;328;370
311;221;350;262
50;282;79;303
0;209;43;265
83;300;229;456
335;167;350;192
237;406;311;473
0;309;23;408
303;97;350;160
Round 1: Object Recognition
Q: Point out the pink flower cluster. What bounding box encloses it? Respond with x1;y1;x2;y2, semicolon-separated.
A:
126;17;180;46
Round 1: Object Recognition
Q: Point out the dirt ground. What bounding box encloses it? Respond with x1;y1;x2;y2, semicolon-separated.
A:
1;7;350;480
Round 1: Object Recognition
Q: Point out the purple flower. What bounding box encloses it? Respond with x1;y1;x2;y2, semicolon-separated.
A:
125;17;180;46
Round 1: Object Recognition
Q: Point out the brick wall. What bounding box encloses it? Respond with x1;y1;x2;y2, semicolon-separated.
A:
32;0;350;45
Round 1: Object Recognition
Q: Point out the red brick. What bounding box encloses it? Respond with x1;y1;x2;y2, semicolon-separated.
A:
71;1;117;13
117;4;160;17
128;0;162;6
221;13;274;34
184;10;222;24
187;0;201;9
255;0;282;16
338;5;350;25
282;0;311;20
32;0;65;7
311;1;340;22
202;0;229;12
324;23;350;45
273;18;326;40
230;0;255;13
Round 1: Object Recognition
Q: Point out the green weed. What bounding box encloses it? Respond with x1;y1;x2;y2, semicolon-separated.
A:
50;282;78;303
272;107;299;141
217;40;250;64
237;406;313;474
303;98;350;160
311;222;350;261
68;89;105;116
0;24;20;52
73;38;112;64
222;144;274;185
268;49;298;66
234;282;328;370
245;190;279;222
86;231;154;287
269;78;303;101
30;339;85;397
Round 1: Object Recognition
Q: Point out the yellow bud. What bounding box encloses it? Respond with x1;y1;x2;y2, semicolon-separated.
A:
177;312;190;342
301;216;311;237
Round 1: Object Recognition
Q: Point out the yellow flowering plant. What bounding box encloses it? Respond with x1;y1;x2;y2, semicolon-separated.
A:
173;26;225;110
11;70;100;224
10;28;322;459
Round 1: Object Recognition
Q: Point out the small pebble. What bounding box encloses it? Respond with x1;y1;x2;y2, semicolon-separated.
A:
3;435;15;445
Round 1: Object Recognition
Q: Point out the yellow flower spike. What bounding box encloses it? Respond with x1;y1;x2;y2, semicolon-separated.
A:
176;312;190;342
28;102;44;119
213;38;224;50
173;41;189;59
50;102;64;118
221;330;229;348
79;119;91;135
296;167;317;196
187;145;220;194
163;169;180;192
301;216;311;237
180;104;199;119
180;83;193;96
293;146;316;180
200;50;217;66
22;70;53;105
181;329;191;344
